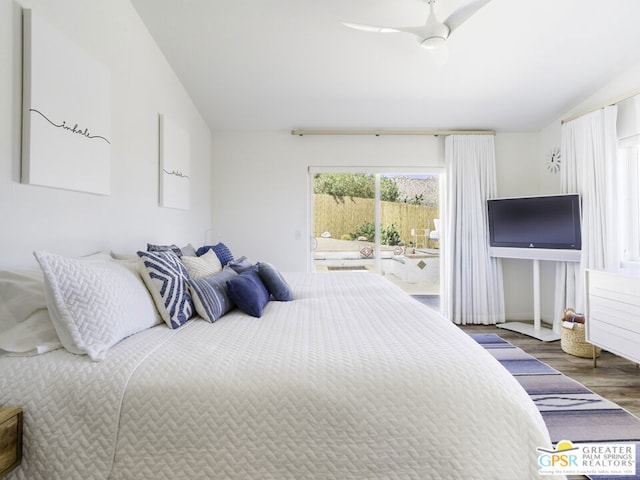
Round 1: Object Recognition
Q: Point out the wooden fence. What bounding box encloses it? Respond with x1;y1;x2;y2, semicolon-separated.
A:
314;194;439;245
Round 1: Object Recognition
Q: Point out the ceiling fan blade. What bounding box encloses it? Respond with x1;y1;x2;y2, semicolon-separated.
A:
343;22;428;39
342;22;404;34
443;0;492;34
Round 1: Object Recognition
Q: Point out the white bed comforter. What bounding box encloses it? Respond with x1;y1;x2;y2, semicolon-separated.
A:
1;272;558;479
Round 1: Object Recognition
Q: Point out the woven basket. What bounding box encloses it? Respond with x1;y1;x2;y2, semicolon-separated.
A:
560;308;601;358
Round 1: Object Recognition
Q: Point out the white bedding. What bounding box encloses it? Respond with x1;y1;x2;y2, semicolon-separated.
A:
0;272;559;479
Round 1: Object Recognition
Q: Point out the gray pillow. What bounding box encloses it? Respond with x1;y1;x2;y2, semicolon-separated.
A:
257;262;293;301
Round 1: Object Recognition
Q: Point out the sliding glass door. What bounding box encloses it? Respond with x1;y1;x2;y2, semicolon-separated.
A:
310;168;442;295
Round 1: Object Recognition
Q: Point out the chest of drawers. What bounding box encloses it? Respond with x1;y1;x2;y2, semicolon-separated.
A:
585;268;640;366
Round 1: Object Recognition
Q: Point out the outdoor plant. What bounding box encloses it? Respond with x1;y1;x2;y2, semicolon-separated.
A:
403;193;425;205
352;222;375;242
381;224;401;246
314;173;399;202
351;222;402;246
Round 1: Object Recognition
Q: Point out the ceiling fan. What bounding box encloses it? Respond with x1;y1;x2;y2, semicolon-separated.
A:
343;0;492;51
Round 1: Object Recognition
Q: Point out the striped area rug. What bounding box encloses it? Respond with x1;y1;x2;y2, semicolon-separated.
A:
471;333;640;480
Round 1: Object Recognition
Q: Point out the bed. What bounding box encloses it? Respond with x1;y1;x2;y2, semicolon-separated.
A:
0;250;559;479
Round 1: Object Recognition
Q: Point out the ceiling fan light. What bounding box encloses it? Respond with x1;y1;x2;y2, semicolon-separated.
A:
420;36;446;50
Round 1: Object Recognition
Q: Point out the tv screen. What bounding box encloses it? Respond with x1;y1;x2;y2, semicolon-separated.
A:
487;194;582;250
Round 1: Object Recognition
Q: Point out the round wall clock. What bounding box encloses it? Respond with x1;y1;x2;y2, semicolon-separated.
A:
546;147;561;173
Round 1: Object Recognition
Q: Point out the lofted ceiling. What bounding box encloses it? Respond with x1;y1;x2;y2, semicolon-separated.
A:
130;0;640;132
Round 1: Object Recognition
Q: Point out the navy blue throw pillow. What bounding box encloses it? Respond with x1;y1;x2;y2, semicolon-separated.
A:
197;242;234;265
226;270;270;318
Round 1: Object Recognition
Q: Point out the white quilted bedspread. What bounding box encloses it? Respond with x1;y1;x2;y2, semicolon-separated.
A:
1;273;560;479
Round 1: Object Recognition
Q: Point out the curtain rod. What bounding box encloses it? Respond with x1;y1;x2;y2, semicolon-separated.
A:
290;129;495;136
562;89;640;124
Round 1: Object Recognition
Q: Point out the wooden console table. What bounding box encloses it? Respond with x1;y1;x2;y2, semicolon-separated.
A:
0;408;22;479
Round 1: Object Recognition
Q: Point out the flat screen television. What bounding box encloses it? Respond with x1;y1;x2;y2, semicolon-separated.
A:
487;194;582;250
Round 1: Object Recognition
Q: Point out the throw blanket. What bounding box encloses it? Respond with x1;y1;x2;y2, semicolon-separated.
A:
0;273;559;479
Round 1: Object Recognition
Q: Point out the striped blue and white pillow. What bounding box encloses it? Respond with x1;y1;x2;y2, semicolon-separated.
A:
189;269;238;322
137;250;194;329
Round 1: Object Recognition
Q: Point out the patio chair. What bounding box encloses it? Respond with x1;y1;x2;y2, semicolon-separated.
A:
429;219;440;247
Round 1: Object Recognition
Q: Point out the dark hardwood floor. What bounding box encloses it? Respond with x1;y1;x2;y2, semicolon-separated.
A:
457;324;640;480
457;324;640;418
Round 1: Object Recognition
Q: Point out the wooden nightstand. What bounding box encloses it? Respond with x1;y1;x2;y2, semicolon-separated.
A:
0;408;22;479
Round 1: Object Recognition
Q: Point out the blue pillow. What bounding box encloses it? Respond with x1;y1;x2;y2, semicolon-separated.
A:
226;270;270;318
137;250;193;329
258;262;293;301
196;245;212;257
189;269;238;322
197;243;234;265
227;256;255;274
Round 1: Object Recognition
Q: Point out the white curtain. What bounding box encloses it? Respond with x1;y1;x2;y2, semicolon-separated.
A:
553;106;619;331
442;135;504;325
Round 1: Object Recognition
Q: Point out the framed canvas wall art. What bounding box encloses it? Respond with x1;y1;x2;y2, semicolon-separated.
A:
159;114;190;210
21;9;112;195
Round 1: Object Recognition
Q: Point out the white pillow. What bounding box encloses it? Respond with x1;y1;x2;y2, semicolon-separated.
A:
110;251;139;261
0;310;61;355
0;269;46;328
34;251;161;361
181;249;222;279
0;269;62;355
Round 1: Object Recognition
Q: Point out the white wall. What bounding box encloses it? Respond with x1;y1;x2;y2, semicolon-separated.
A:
0;0;212;269
211;131;443;271
210;132;546;263
539;61;640;153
